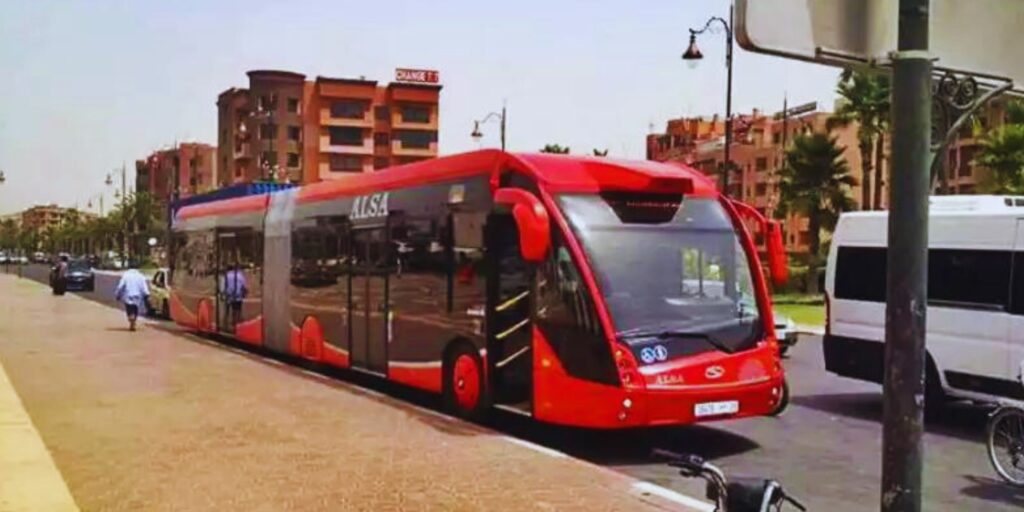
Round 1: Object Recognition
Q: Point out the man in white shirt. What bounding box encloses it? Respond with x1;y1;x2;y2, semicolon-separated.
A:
114;261;150;331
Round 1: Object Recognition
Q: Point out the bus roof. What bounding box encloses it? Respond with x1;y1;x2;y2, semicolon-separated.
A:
177;150;718;220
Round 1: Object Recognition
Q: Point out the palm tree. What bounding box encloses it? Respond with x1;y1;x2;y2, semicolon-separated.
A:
540;144;570;154
975;124;1024;193
830;69;890;210
777;133;857;293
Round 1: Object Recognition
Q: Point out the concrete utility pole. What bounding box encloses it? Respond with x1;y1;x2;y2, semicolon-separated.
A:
881;0;931;510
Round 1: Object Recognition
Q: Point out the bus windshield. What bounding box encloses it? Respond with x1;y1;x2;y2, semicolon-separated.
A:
557;193;762;358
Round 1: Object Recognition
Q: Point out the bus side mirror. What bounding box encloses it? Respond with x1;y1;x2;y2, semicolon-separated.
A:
766;220;788;287
494;188;551;262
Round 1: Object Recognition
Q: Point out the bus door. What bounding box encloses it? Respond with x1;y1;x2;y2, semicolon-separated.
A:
215;229;239;334
350;227;389;374
486;214;534;414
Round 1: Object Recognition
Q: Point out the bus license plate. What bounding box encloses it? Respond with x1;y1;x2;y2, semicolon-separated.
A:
694;400;739;417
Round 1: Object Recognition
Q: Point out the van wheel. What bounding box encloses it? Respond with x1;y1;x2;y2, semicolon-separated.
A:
443;344;487;420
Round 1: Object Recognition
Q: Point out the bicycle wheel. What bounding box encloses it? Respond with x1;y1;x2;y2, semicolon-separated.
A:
987;406;1024;486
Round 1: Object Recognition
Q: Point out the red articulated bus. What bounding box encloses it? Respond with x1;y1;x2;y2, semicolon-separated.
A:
169;150;789;428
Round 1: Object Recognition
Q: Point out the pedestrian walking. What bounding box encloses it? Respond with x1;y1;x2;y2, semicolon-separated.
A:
222;263;248;329
52;255;69;296
114;260;150;331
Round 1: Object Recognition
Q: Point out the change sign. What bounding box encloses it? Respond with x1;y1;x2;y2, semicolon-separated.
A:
395;68;440;84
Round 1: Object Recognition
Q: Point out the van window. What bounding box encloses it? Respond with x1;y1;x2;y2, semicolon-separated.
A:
929;249;1009;309
835;246;1012;310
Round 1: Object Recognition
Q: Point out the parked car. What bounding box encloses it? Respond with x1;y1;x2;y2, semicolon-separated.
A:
148;268;171;318
774;310;798;356
32;252;47;264
0;252;7;264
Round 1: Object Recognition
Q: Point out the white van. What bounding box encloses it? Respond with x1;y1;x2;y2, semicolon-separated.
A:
824;195;1024;403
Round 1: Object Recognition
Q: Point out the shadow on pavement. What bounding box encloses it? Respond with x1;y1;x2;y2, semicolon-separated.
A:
792;391;990;442
486;412;760;466
959;474;1024;507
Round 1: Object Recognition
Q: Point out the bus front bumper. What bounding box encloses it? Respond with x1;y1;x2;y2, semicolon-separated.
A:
630;375;784;426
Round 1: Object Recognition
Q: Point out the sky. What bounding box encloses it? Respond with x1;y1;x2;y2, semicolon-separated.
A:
0;0;841;215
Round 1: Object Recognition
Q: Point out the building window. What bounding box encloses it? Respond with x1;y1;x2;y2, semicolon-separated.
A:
394;130;437;149
287;98;300;114
329;155;363;172
755;183;767;196
375;106;390;121
259;124;277;140
373;132;390;146
400;105;431;123
257;94;277;112
328;127;364;146
773;132;781;144
396;156;429;165
374;157;389;170
330;100;368;119
287;152;300;168
288;125;301;142
755;157;768;171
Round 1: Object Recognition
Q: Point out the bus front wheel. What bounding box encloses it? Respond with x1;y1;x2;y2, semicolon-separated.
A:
443;344;487;420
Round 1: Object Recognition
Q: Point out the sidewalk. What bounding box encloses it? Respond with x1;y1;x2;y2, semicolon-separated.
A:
0;274;697;511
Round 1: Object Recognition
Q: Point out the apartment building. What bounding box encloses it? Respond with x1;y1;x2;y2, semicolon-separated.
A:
20;205;87;233
647;104;863;254
217;69;441;187
136;143;217;203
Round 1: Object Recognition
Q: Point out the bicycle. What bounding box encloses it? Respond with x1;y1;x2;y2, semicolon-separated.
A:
655;449;806;511
986;401;1024;486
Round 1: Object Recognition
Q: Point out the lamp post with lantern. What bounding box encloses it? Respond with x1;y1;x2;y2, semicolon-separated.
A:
470;106;507;151
682;6;734;194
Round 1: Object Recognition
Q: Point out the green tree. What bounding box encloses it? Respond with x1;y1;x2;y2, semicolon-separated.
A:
778;133;857;293
540;144;570;154
592;148;609;157
830;69;890;210
976;124;1024;193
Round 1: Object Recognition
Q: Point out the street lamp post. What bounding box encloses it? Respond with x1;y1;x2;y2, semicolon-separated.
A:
471;106;507;151
682;5;734;195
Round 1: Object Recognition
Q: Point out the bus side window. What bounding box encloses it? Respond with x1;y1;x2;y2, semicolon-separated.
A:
536;237;618;385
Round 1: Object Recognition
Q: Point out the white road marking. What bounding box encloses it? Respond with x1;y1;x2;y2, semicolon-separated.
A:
261;358;285;367
631;482;714;512
502;437;567;459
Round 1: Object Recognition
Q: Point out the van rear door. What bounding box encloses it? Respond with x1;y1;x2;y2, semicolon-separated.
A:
1008;220;1024;390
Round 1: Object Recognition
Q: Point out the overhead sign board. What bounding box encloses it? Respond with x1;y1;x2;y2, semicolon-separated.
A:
736;0;1024;92
774;101;818;120
395;68;440;84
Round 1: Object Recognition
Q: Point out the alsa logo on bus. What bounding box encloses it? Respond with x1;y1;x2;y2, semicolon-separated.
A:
351;193;390;220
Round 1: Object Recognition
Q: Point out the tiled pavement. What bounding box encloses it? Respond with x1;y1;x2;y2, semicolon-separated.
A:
0;274;701;511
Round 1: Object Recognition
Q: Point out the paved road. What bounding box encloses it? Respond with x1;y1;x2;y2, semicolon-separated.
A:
6;264;1023;510
12;263;124;308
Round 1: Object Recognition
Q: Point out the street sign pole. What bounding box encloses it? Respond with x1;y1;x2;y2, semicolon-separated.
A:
881;0;931;510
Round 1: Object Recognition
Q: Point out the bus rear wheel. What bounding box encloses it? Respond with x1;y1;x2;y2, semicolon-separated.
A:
443;345;486;419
